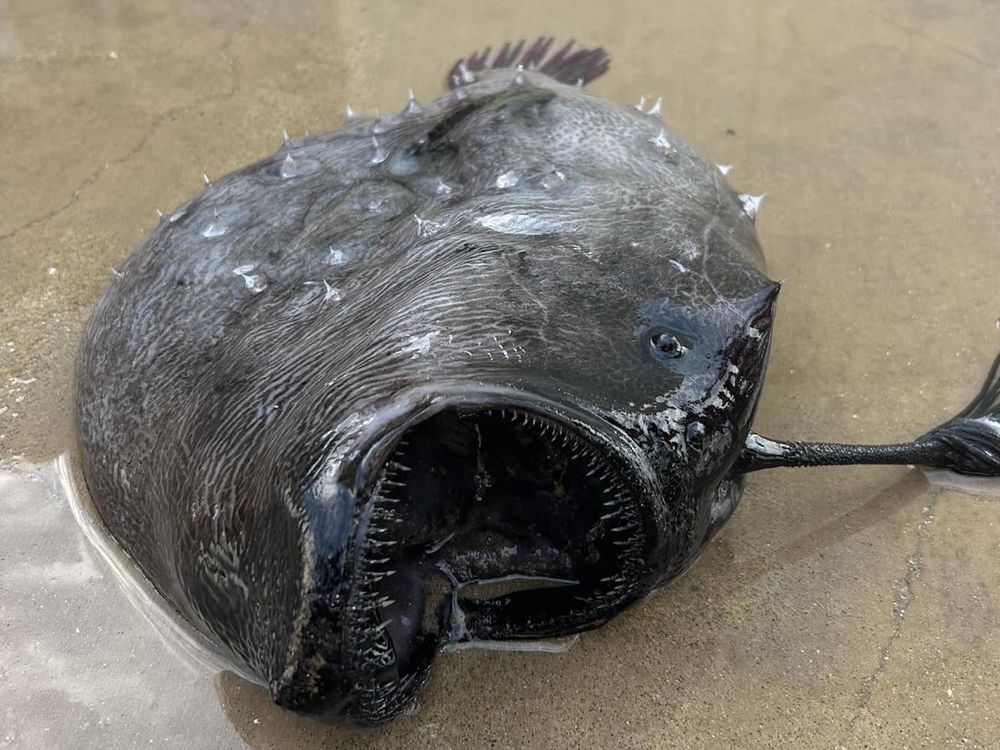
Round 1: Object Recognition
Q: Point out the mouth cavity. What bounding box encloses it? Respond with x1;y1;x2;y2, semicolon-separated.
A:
344;405;648;707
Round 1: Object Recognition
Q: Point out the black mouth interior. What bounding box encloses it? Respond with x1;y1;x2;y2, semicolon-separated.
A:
344;407;646;717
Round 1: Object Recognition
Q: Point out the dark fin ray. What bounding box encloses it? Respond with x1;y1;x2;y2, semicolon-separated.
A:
446;37;610;90
736;345;1000;477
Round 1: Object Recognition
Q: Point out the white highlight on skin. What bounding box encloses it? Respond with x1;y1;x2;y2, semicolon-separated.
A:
495;170;519;188
232;264;266;294
744;433;789;457
200;215;228;238
413;214;446;237
649;129;676;157
678;238;700;260
475;213;567;236
400;330;440;358
322;280;341;303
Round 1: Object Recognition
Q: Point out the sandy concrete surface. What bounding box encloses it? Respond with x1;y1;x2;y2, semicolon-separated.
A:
2;0;1000;747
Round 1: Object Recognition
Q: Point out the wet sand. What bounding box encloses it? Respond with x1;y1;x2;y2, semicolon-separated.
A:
2;0;1000;747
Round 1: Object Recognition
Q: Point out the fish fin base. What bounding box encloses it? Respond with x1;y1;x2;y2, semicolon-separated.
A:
446;37;610;89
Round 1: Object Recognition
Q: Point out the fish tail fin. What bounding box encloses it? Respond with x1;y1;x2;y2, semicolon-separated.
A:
737;344;1000;477
446;37;610;89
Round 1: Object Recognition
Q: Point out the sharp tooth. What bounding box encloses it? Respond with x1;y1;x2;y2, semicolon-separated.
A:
647;97;662;116
611;523;638;533
405;88;422;115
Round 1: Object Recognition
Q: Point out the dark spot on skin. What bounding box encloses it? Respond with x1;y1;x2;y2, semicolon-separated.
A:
725;128;737;136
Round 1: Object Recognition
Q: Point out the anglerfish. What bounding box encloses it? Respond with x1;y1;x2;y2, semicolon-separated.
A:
74;38;1000;724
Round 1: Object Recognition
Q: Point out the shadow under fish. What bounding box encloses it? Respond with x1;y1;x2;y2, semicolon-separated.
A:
74;37;1000;724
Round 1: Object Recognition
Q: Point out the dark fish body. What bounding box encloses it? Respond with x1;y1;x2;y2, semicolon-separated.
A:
75;39;1000;724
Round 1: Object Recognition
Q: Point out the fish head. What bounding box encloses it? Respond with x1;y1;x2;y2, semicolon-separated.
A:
287;213;780;720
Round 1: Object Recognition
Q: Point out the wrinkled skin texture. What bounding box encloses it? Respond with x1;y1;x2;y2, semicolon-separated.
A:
76;48;779;723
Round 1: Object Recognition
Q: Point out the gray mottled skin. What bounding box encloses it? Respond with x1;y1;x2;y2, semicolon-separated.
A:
76;45;780;723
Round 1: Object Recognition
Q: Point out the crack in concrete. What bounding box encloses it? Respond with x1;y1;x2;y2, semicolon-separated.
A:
0;30;242;247
857;489;936;703
838;487;940;745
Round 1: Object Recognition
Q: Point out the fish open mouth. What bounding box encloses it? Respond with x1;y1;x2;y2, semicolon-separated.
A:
342;402;653;719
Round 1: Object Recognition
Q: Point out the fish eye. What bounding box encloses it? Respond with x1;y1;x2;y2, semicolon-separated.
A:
649;330;688;359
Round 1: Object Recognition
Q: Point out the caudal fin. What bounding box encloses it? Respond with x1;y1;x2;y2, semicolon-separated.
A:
446;38;610;90
737;346;1000;477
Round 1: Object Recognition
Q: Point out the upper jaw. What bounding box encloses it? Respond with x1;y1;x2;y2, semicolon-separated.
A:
344;381;662;503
